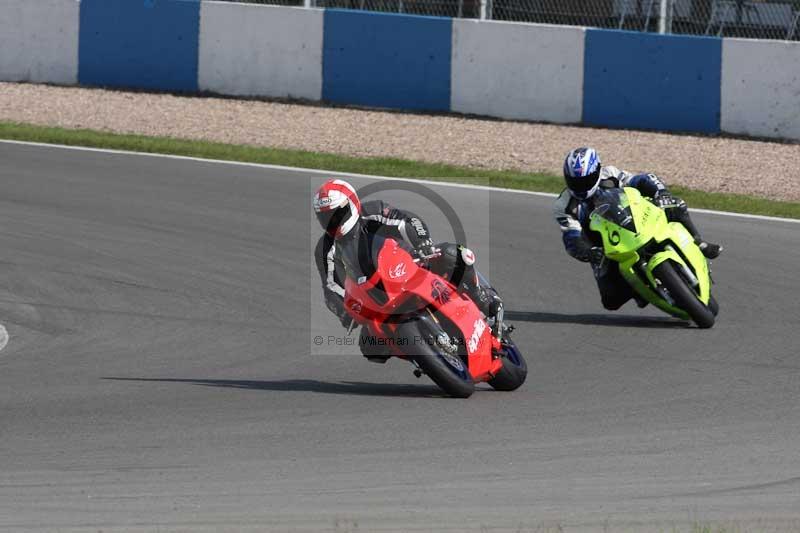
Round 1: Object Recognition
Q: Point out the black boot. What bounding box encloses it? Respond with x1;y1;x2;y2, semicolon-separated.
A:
696;239;723;259
470;285;507;337
472;285;503;320
481;291;504;320
665;198;723;260
458;264;503;321
359;327;390;363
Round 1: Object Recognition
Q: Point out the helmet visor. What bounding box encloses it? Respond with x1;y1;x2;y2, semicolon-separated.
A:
566;168;601;199
316;206;349;235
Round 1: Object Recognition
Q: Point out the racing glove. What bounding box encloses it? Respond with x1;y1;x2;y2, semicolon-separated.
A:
653;193;682;210
325;290;353;329
340;314;354;329
589;246;605;266
414;239;438;260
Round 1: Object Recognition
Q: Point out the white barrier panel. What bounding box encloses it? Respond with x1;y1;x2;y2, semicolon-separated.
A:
721;38;800;141
0;0;79;84
451;20;584;124
199;2;323;100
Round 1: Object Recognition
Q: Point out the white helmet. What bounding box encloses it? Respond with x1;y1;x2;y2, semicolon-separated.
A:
313;179;361;239
563;147;602;200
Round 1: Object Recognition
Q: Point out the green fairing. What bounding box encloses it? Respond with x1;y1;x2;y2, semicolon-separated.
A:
588;187;712;322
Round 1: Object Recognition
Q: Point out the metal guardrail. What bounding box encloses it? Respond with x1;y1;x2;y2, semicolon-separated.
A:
219;0;800;40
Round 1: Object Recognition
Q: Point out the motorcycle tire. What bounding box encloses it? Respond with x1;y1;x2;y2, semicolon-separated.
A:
488;339;527;392
396;318;475;399
653;261;715;329
708;295;719;317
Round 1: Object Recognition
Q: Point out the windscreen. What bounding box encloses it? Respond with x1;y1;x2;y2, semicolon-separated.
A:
591;189;636;233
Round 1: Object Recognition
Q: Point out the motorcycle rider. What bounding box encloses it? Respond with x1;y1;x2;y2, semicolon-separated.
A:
313;179;503;358
554;147;722;311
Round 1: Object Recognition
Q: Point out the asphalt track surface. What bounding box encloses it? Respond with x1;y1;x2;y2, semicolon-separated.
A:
1;142;799;532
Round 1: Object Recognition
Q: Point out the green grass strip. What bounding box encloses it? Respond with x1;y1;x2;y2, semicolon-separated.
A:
2;121;799;220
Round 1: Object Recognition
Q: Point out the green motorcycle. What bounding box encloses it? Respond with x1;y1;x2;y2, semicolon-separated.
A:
588;187;719;328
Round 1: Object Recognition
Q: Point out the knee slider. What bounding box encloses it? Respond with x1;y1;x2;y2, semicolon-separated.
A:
458;246;476;266
602;297;626;311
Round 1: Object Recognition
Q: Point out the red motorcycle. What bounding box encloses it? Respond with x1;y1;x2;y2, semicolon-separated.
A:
343;238;527;398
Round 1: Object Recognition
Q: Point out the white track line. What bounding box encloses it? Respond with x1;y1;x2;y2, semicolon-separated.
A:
0;325;8;352
2;138;798;224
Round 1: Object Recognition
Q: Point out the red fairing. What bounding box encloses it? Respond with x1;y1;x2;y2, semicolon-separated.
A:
344;239;502;382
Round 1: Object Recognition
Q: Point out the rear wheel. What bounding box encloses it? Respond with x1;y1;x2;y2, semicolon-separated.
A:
654;261;715;329
488;339;527;391
396;318;475;398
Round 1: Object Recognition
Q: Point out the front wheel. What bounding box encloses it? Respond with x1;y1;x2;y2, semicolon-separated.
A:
653;261;715;329
708;294;720;317
488;339;527;391
396;318;475;398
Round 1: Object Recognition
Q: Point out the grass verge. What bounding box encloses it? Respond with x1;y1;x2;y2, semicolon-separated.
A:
2;121;799;220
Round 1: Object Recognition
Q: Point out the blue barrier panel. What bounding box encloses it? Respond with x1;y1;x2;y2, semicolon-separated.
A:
583;30;721;133
323;10;451;111
79;0;199;92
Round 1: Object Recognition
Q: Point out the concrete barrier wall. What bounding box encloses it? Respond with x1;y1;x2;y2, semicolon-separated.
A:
721;38;800;140
322;10;452;112
583;30;722;134
451;20;584;124
2;0;799;141
198;3;323;100
79;0;200;92
0;0;79;84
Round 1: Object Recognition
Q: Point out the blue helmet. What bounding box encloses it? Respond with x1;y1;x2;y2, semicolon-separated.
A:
563;147;602;200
